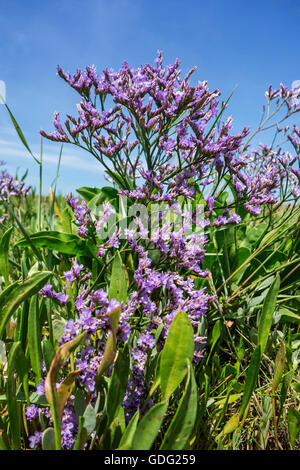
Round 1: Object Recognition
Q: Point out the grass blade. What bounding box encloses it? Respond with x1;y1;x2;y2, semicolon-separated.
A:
0;226;13;287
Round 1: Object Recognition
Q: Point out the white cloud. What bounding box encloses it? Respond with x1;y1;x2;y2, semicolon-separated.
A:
0;137;104;173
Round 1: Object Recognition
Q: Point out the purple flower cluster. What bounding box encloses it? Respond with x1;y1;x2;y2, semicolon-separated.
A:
0;162;31;224
41;53;300;227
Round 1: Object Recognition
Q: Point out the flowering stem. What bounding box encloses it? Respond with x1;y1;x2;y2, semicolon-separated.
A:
38;136;43;232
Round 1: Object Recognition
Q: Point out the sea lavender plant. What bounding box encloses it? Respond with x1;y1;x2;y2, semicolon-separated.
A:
36;52;300;448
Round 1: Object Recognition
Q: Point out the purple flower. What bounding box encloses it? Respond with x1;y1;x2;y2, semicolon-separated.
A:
137;333;156;350
28;431;43;449
25;404;39;420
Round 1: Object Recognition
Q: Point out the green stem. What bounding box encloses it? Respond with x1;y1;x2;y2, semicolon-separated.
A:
38;136;43;232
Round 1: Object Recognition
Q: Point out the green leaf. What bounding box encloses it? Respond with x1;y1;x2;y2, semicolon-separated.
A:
106;345;130;425
287;408;300;447
28;296;42;383
15;231;90;256
206;320;223;363
278;308;300;323
86;187;119;212
159;311;194;401
83;404;97;436
239;345;261;420
132;401;168;450
17;300;29;353
42;339;55;372
42;428;56;450
76;186;102;202
246;222;268;246
73;416;88;450
231;246;252;283
0;431;10;450
0;271;52;339
160;362;198;450
257;275;280;356
0;226;13;287
74;388;86;417
109;251;128;303
117;411;140;450
6;342;22;449
53;317;67;342
60;206;74;234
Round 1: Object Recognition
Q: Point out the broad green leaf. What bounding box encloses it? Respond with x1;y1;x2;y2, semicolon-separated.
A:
160;362;198;450
76;186;102;202
0;271;52;339
16;300;29;352
53;317;67;342
42;428;56;450
0;226;13;286
117;411;140;450
159;311;194;401
239;345;261;420
74;388;86;418
15;231;90;256
86;186;119;212
107;406;126;450
132;401;168;450
109;251;127;303
42;339;55;372
60;206;74;234
106;345;130;425
246;222;268;245
83;404;97;436
28;296;42;383
13;342;29;384
257;275;280;356
287;408;300;447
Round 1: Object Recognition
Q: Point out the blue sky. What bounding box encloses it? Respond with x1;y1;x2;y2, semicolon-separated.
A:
0;0;299;194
